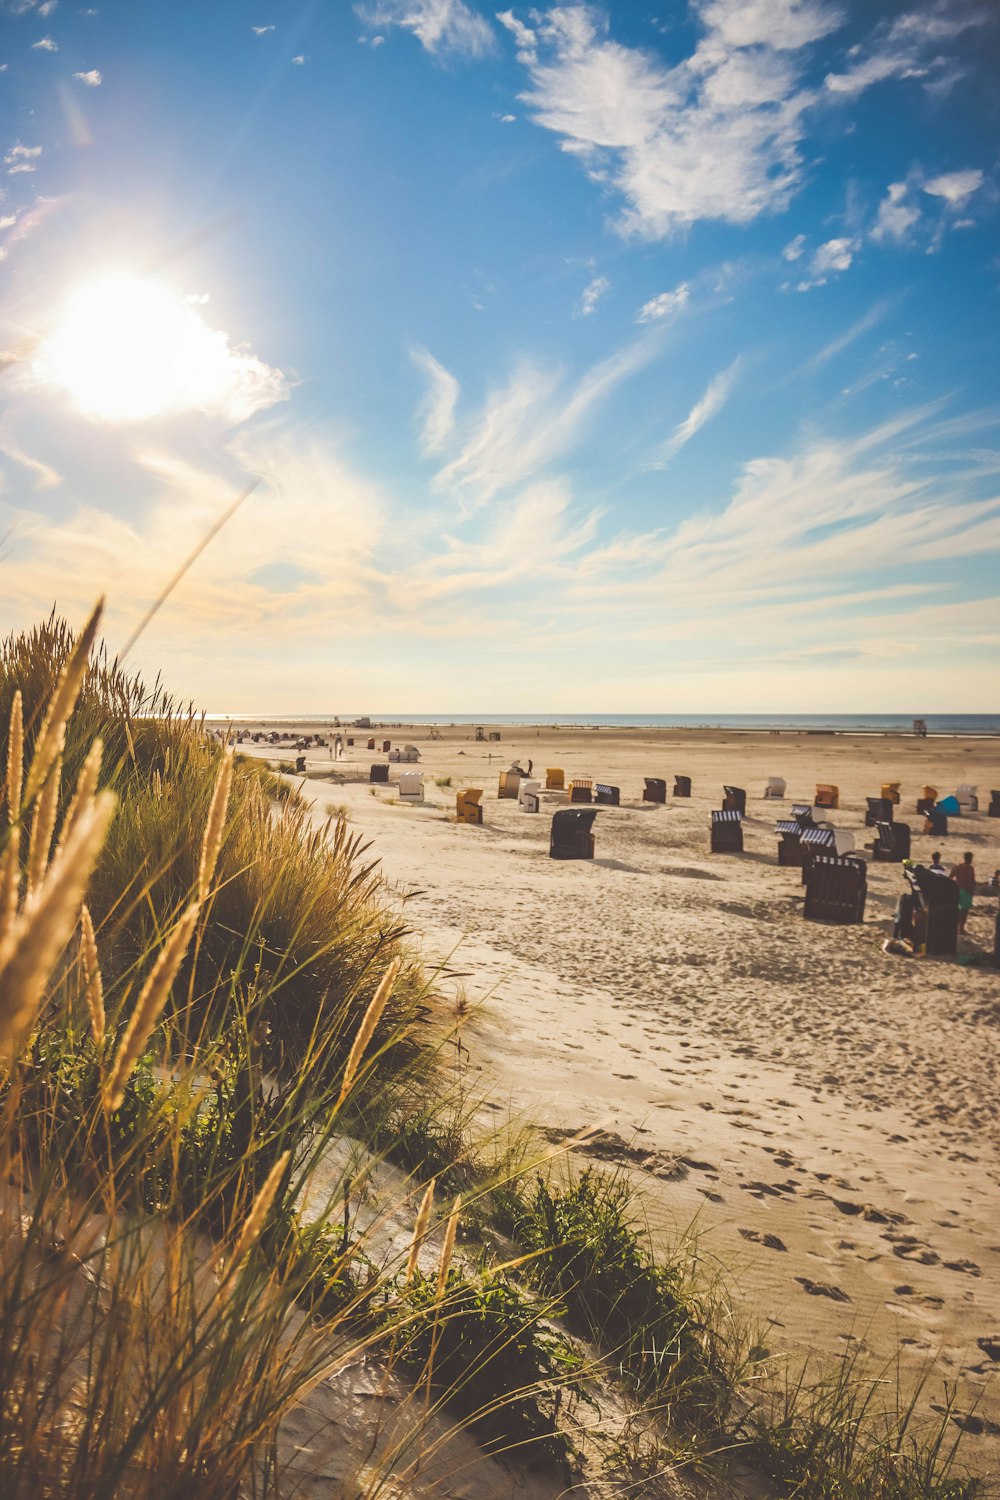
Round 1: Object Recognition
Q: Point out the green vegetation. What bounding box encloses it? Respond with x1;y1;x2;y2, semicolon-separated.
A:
0;607;982;1499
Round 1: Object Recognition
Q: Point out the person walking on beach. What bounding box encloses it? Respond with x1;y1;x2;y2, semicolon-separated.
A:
950;851;976;932
930;850;946;873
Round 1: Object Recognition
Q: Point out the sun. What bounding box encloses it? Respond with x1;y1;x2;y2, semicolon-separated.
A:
35;271;241;423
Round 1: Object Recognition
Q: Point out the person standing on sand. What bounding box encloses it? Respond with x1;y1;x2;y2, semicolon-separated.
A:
930;851;946;873
950;851;976;932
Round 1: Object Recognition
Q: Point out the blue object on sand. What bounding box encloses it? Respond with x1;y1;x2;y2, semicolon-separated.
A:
937;795;961;816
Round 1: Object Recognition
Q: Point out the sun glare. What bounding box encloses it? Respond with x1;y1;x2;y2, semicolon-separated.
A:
35;272;244;423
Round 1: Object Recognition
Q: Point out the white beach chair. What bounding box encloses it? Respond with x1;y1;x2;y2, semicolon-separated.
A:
387;748;400;763
398;772;424;802
956;784;978;811
764;776;786;799
401;744;420;762
519;778;540;812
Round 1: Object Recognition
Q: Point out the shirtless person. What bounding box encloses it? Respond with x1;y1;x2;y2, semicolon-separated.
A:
950;851;977;933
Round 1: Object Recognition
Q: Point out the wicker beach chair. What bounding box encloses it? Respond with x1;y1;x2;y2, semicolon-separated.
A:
776;818;806;866
382;740;391;753
369;764;389;784
295;756;306;773
398;772;423;802
799;823;854;883
644;778;667;803
871;821;911;862
764;776;787;799
923;806;949;836
865;796;894;827
916;785;938;816
550;808;597;860
388;749;400;763
673;774;692;797
905;865;959;956
546;768;565;790
366;738;376;750
881;781;901;805
804;854;867;925
595;783;620;806
989;790;1000;818
519;779;540;813
723;786;747;815
956;784;978;812
498;770;522;799
456;789;483;825
815;784;839;809
568;779;593;803
711;809;744;853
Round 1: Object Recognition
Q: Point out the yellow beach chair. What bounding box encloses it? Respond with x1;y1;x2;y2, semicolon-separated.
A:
546;768;565;790
456;789;483;825
815;783;839;809
881;781;901;805
497;770;521;799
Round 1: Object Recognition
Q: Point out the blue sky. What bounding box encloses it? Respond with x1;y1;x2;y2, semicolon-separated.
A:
1;0;998;712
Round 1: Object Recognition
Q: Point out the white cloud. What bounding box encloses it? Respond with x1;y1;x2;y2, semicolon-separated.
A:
512;0;842;238
5;144;43;162
412;346;459;454
871;181;920;243
498;112;515;122
31;36;58;50
496;7;536;58
38;0;58;13
652;357;742;467
635;281;689;324
796;295;896;372
824;5;987;98
812;235;856;273
0;426;61;488
576;274;609;317
356;0;495;57
923;168;983;208
433;330;665;509
292;54;306;63
782;232;807;260
252;24;275;35
73;68;102;85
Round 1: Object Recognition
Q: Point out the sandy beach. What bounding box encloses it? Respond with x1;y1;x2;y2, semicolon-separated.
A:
225;721;1000;1482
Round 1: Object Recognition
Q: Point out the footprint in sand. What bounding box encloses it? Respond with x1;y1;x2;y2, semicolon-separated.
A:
738;1228;787;1251
795;1277;851;1303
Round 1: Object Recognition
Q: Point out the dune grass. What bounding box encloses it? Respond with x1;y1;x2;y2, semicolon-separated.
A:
0;607;984;1499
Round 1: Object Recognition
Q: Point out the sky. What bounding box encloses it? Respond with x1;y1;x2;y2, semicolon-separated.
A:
0;0;998;713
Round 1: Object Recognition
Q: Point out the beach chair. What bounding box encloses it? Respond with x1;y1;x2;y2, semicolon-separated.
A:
923;806;949;836
799;824;853;882
595;783;620;806
905;866;959;956
644;778;667;803
369;764;389;784
723;786;747;816
546;768;565;790
916;786;937;816
488;731;501;742
865;796;894;827
519;779;540;813
937;794;960;816
346;737;354;747
568;778;593;803
871;821;911;862
956;784;978;812
989;790;1000;818
815;784;839;809
764;777;786;799
382;740;391;753
881;782;901;805
456;789;483;825
776;818;806;867
711;809;743;853
673;775;691;797
398;772;424;802
498;770;522;799
402;745;421;762
550;808;596;860
295;755;306;773
804;854;867;925
367;738;376;751
388;749;400;763
475;727;485;741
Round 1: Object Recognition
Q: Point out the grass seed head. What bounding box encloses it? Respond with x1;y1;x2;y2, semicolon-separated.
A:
106;901;200;1110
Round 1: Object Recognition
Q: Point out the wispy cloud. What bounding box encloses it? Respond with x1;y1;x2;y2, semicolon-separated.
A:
432;330;666;509
871;180;921;243
31;36;58;50
923;168;983;208
794;234;858;289
824;4;988;99
73;68;102;85
576;274;609;317
652;358;742;467
252;25;275;35
412;346;459;455
797;295;898;373
356;0;494;58
635;282;689;325
508;0;842;238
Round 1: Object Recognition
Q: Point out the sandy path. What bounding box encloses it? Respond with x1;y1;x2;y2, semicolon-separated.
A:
227;724;1000;1481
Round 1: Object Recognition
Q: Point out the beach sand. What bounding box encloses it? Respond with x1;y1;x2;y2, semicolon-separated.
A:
224;722;1000;1482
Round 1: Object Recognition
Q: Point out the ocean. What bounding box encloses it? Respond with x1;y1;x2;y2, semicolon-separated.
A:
218;713;1000;736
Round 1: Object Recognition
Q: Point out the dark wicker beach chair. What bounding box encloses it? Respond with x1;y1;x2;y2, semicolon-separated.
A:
711;809;744;853
722;786;747;816
595;783;620;805
295;756;306;773
673;775;691;797
644;778;667;803
872;821;911;862
865;796;894;827
989;790;1000;818
905;865;959;955
923;806;949;836
369;764;389;783
367;738;376;750
568;779;594;803
776;818;805;866
550;808;597;860
803;854;867;925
